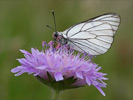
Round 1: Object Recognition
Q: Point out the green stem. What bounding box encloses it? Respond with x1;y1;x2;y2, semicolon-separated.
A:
53;90;59;100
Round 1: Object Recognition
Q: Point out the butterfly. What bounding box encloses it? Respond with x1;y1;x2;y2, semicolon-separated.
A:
48;11;120;55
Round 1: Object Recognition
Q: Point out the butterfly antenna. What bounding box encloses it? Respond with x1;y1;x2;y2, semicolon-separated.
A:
46;25;55;31
52;10;57;32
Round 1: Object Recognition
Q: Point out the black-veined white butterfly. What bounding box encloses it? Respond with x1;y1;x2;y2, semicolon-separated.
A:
48;10;120;55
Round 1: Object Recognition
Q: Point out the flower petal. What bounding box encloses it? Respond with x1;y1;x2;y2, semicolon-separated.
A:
54;72;63;81
35;65;47;70
76;72;83;79
85;77;91;86
95;86;106;96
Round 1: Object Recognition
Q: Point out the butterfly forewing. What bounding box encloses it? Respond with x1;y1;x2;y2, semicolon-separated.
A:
62;13;120;55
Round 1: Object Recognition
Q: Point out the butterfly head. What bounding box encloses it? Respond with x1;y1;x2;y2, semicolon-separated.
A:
52;32;67;45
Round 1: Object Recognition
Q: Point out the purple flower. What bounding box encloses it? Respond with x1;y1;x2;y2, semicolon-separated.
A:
11;41;108;96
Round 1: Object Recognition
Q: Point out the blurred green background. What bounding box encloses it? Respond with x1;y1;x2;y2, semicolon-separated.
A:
0;0;133;100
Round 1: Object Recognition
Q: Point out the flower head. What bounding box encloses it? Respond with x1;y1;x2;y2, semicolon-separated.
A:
11;41;108;96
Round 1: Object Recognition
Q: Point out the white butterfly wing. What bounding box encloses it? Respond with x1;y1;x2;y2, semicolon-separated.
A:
62;13;120;55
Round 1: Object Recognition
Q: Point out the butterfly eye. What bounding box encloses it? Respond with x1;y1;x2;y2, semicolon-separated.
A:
54;33;58;38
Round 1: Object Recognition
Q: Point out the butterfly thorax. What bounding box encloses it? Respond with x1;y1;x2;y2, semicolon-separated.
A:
52;32;68;45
